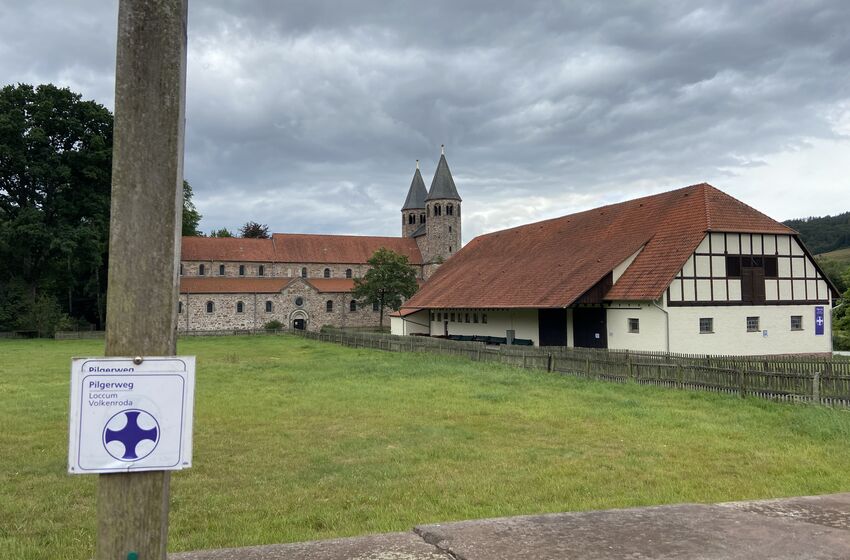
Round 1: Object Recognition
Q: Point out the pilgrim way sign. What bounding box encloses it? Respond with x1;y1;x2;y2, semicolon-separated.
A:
68;356;195;474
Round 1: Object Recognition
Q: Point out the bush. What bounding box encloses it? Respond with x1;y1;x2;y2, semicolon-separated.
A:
263;320;283;331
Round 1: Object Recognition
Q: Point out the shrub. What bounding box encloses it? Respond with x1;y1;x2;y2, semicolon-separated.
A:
263;320;283;331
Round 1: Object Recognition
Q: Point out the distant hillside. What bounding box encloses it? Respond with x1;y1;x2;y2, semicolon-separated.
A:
784;211;850;255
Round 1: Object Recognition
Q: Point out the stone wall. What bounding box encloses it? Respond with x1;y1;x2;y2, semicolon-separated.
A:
178;288;385;332
180;260;424;280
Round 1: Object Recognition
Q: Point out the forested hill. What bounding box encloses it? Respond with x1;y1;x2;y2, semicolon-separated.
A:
784;212;850;255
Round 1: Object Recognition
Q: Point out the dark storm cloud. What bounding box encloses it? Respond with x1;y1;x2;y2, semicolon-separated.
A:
2;1;849;239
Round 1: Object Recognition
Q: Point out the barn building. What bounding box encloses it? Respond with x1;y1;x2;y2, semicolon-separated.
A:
393;183;838;355
178;149;462;332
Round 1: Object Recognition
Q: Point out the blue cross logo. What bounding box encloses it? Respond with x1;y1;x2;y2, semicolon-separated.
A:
103;409;160;462
816;316;825;327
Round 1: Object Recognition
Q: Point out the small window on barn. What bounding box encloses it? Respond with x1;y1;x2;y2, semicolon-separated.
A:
465;313;470;323
239;265;245;276
450;313;456;322
178;302;183;314
199;264;205;276
346;268;352;278
350;300;357;312
326;300;333;312
430;312;435;321
372;301;379;312
265;301;273;313
473;313;479;323
236;301;244;313
258;265;265;276
482;313;488;324
301;267;307;278
726;256;741;278
791;315;803;331
764;256;778;278
628;318;639;333
324;268;331;278
699;317;714;334
219;264;225;276
206;301;214;313
746;316;760;332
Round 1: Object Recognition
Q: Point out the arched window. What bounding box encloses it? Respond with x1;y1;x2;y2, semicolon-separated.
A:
199;264;205;276
420;213;425;224
239;265;245;276
435;204;442;216
349;300;357;312
258;265;265;276
408;214;415;224
206;301;214;313
219;264;225;275
265;301;273;313
178;301;183;314
301;267;307;278
236;301;244;313
447;204;453;215
324;268;331;278
326;300;334;312
345;268;352;278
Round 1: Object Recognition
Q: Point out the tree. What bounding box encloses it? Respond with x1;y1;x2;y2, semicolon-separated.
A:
0;83;113;330
240;221;270;238
182;180;202;236
209;227;234;238
353;248;419;329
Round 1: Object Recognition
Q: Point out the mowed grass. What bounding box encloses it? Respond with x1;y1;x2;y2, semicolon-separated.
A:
818;246;850;266
2;336;850;558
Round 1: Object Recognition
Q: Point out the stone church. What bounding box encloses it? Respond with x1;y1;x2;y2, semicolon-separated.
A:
177;148;462;332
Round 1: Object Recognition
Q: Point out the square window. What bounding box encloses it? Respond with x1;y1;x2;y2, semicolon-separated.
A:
628;318;639;333
699;317;714;334
791;315;803;331
746;316;759;332
450;313;456;322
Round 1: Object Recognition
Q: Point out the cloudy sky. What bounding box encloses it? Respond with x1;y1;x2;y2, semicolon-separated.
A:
2;1;849;242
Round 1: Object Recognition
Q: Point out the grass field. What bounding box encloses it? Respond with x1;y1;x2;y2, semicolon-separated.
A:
819;246;850;267
2;335;850;559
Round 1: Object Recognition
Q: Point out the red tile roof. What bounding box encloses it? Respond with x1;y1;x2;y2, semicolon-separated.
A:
403;183;797;309
181;233;422;265
182;237;276;262
272;233;422;265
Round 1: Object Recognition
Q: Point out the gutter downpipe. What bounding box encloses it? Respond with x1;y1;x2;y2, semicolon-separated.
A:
651;297;670;352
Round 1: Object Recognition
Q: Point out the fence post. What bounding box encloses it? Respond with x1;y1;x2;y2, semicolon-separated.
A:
813;370;821;404
626;352;633;381
738;367;747;399
585;356;591;377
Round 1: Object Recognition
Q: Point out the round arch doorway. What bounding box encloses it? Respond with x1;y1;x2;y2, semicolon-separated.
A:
290;309;309;331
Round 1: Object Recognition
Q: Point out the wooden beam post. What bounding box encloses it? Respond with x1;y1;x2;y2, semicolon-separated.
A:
97;1;188;559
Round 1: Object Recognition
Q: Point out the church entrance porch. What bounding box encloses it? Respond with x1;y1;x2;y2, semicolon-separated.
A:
290;310;309;331
573;306;607;348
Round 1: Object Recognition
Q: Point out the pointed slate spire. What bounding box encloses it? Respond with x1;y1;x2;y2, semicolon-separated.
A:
402;160;428;210
426;145;461;201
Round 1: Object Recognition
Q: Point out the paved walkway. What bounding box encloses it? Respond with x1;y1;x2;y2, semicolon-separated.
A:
172;493;850;559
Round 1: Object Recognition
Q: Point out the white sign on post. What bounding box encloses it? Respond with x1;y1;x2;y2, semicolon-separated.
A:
68;356;195;474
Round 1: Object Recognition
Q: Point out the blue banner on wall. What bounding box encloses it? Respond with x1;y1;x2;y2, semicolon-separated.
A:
815;306;825;336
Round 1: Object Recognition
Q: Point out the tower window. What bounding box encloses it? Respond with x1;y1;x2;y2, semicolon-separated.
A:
236;301;244;313
435;204;442;216
301;267;307;278
346;268;352;278
408;214;415;224
324;268;331;278
206;301;214;313
350;300;357;312
326;300;334;312
449;226;452;233
449;246;452;253
199;264;205;276
420;213;425;223
447;204;453;215
265;301;273;312
219;264;225;275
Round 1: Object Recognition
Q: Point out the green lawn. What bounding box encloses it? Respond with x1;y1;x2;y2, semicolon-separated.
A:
2;335;850;559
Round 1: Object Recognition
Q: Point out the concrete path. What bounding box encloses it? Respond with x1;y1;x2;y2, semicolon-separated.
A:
172;493;850;559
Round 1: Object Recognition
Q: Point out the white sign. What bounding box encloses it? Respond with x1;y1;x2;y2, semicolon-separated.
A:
68;356;195;474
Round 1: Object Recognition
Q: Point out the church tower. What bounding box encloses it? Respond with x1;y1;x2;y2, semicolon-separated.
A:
422;145;462;277
401;160;428;238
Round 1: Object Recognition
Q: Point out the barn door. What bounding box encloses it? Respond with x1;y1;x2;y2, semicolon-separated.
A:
573;307;607;348
538;308;567;346
741;268;765;304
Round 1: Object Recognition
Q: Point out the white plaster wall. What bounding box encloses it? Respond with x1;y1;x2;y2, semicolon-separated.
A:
394;310;430;335
428;309;540;344
606;303;668;352
612;247;644;283
668;303;832;355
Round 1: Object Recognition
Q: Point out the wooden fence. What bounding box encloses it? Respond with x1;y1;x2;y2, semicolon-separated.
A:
291;329;850;408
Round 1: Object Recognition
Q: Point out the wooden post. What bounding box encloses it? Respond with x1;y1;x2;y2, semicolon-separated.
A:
97;2;187;560
738;368;747;399
813;370;821;404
